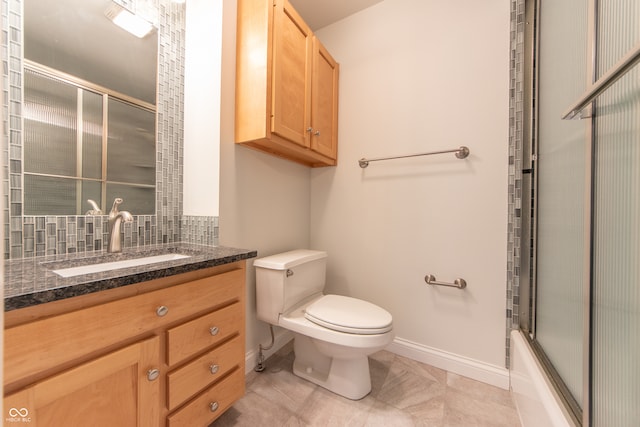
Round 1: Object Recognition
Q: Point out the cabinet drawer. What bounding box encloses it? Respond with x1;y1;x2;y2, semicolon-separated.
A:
167;335;243;410
5;268;244;386
166;302;242;366
167;367;244;427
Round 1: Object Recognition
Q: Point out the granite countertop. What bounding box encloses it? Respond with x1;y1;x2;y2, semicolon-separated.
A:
4;243;257;312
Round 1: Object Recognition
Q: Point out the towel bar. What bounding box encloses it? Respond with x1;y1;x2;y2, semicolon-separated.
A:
424;274;467;289
358;146;469;168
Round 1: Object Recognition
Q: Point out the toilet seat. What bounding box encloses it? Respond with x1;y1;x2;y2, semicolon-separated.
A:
303;295;393;335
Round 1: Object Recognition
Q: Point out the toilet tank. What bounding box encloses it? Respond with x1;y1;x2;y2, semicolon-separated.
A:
254;249;327;324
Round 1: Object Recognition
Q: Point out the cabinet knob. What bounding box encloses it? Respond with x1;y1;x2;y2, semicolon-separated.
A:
209;364;220;375
209;326;220;336
156;306;169;317
210;401;219;412
314;130;320;136
147;368;160;381
306;127;313;133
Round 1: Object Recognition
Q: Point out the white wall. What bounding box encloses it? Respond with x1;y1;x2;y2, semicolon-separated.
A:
183;0;222;216
310;0;510;373
218;0;511;379
218;0;311;359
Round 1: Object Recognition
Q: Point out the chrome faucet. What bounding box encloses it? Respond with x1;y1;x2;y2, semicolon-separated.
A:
108;198;133;253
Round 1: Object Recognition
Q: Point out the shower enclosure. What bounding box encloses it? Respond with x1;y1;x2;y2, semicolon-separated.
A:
520;0;639;425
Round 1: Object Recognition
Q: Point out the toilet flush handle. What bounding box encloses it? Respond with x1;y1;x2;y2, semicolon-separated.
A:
286;269;294;277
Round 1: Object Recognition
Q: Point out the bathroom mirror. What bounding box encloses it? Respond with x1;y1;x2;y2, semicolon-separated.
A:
22;0;158;215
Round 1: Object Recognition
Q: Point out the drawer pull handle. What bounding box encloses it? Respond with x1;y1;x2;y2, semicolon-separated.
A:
209;364;220;375
209;326;219;336
210;401;219;412
147;368;160;381
156;306;169;317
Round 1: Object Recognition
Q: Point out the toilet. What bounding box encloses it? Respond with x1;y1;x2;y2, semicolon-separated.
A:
254;249;394;400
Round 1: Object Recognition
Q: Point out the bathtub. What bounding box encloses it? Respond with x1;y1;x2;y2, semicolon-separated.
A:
510;330;577;427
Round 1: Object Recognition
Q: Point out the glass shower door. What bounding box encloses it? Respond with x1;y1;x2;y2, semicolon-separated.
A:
592;1;640;424
534;0;589;409
533;0;640;424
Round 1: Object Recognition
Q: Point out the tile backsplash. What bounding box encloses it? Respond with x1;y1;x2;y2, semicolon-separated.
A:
18;214;218;258
181;216;219;247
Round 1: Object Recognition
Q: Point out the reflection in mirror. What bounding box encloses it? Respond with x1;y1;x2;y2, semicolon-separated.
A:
23;0;158;215
3;0;196;259
24;0;158;103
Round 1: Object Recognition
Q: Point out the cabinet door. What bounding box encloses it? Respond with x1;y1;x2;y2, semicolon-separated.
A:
4;336;160;427
271;0;313;147
311;37;339;160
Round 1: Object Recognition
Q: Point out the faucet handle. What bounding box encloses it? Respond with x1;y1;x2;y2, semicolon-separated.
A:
86;199;103;215
110;197;124;215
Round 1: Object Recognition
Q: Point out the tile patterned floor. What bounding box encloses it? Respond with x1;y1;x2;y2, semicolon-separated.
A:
212;342;522;427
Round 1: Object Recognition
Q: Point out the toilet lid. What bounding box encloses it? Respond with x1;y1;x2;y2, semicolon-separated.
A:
304;295;393;335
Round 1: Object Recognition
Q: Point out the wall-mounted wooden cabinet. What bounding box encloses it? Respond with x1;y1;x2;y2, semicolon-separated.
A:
4;262;247;426
236;0;339;167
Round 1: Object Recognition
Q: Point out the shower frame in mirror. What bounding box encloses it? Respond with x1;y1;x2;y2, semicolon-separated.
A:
22;61;157;216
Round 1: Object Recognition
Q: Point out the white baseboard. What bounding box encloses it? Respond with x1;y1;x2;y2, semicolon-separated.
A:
244;333;509;390
244;330;294;375
387;337;510;390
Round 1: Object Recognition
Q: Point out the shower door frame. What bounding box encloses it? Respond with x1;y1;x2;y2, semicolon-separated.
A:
520;0;598;425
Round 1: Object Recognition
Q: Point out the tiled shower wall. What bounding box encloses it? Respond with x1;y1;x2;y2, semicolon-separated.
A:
506;0;526;367
1;0;218;259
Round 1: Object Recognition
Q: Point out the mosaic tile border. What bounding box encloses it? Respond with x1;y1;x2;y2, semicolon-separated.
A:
16;214;217;258
506;0;526;368
181;216;219;247
155;0;185;246
20;215;156;257
1;0;24;259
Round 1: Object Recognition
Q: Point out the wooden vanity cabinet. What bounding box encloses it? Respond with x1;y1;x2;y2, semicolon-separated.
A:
235;0;339;167
5;337;160;427
4;261;247;426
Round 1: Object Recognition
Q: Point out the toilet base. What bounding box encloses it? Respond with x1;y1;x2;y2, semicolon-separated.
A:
291;334;372;400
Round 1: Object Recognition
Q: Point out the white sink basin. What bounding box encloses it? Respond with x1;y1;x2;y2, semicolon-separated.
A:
51;253;191;278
